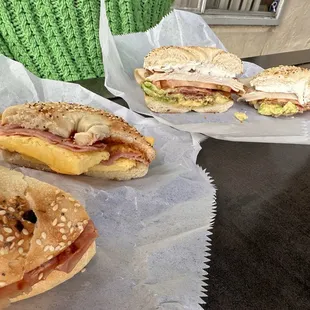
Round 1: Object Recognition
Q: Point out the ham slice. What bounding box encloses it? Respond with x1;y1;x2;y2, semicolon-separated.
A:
241;91;299;102
0;126;107;152
146;71;245;93
56;220;98;273
0;221;97;302
173;87;213;95
168;87;231;98
0;126;149;166
100;151;147;166
158;80;233;93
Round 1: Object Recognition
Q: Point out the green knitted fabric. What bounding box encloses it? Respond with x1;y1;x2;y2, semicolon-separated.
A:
0;0;173;82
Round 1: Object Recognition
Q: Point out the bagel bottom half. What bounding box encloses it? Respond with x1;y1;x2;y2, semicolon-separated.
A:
144;95;234;113
2;150;149;181
11;242;96;303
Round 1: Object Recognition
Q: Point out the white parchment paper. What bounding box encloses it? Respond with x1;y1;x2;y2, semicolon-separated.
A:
100;6;310;145
0;55;216;309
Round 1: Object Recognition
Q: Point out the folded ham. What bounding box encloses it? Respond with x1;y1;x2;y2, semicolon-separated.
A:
100;151;147;166
0;126;106;152
0;220;97;302
0;125;149;166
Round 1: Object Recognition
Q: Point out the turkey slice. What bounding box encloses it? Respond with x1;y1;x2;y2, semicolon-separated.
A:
240;91;298;102
136;69;245;93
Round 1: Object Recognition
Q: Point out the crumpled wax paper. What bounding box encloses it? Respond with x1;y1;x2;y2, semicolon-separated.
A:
100;5;310;145
0;55;216;310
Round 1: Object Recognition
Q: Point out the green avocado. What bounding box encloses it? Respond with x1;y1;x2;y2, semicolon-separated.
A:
141;81;230;106
258;102;298;116
141;81;177;103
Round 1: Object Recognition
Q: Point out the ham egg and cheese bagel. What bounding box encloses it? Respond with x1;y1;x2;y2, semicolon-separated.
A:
135;46;244;113
0;102;155;180
240;65;310;117
0;166;98;307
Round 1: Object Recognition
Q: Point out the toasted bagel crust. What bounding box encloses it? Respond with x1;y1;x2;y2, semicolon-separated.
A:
0;166;90;285
11;242;96;303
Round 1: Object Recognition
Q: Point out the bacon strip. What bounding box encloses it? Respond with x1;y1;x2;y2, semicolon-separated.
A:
0;126;106;152
0;221;97;301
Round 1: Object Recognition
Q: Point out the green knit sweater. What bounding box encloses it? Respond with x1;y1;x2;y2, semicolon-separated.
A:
0;0;172;81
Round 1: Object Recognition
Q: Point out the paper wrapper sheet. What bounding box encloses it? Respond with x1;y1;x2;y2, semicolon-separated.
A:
100;7;310;145
0;55;216;309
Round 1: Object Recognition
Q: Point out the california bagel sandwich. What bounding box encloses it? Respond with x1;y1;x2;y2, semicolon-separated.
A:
0;166;98;307
0;102;155;180
135;46;245;113
239;65;310;117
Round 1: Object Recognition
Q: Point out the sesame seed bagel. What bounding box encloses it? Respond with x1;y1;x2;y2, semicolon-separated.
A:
144;46;243;76
1;102;155;164
250;65;310;86
11;242;96;303
0;166;97;304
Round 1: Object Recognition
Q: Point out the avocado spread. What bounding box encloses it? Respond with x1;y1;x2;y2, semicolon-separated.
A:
141;81;230;107
234;112;248;122
258;101;298;117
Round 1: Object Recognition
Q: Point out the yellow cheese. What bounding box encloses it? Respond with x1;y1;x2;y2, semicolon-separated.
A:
88;158;137;172
145;136;155;146
0;136;109;175
175;93;230;108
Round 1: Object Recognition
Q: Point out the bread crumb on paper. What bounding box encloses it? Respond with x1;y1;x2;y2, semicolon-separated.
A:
81;268;86;273
234;112;248;123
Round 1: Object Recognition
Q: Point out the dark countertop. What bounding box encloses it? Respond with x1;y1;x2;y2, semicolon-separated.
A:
74;50;310;310
198;139;310;310
243;49;310;69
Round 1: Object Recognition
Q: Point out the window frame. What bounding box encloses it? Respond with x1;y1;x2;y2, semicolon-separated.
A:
174;0;286;26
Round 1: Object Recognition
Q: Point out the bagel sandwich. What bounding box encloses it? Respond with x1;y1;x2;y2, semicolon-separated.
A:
135;46;245;113
0;166;98;307
239;65;310;117
0;102;155;180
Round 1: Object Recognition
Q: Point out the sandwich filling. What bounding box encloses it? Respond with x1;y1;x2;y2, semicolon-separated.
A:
240;66;310;116
137;69;244;109
240;89;308;116
0;125;154;175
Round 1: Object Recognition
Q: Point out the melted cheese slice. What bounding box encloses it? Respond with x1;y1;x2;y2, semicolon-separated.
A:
145;136;155;146
0;136;109;175
88;158;137;172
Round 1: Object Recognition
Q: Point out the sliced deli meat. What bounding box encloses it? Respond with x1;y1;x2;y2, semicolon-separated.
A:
0;126;107;152
145;71;245;93
101;151;148;166
0;126;149;165
241;91;299;102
